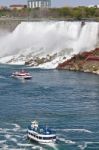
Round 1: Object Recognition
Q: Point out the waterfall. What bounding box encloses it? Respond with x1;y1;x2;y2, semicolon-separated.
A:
0;21;99;68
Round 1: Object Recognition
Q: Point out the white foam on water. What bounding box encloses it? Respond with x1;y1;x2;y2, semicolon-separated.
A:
59;128;92;133
57;137;66;143
17;143;33;147
58;137;76;145
0;128;17;134
0;75;6;79
44;143;58;150
19;129;27;132
0;140;6;144
2;144;9;149
5;148;27;150
78;141;99;150
0;123;30;150
11;123;21;131
14;135;22;138
3;123;21;132
10;137;18;143
0;128;11;134
32;146;45;150
5;134;12;139
65;140;76;144
78;143;87;150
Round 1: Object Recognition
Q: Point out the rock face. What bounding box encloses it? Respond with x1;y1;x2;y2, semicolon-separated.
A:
0;19;22;31
57;48;99;74
25;54;57;66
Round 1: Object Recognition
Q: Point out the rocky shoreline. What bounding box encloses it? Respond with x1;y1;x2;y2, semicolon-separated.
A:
57;48;99;75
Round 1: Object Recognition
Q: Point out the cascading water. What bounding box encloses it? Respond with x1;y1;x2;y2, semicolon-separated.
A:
0;21;99;68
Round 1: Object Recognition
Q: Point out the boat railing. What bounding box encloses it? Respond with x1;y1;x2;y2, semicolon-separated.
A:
28;125;56;135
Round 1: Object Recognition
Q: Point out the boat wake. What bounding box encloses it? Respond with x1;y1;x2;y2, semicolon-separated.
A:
0;122;58;150
58;137;76;144
78;141;99;150
0;75;6;79
0;123;98;150
43;143;58;150
56;128;92;133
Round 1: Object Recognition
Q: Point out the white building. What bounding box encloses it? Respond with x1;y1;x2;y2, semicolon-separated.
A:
10;4;27;10
28;0;51;8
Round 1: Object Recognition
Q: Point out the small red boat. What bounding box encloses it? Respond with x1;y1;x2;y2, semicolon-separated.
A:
11;70;32;80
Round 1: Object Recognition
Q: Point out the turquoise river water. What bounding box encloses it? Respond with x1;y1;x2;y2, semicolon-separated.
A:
0;64;99;150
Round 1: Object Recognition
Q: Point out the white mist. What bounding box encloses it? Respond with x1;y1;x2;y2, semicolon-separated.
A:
0;21;99;68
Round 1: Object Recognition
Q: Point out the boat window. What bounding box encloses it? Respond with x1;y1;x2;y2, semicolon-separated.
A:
38;136;42;139
42;136;56;140
29;132;37;138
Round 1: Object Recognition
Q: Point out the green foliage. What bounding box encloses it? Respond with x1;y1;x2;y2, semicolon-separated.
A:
0;6;99;20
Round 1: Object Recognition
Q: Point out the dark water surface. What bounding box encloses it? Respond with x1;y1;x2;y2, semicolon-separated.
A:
0;64;99;150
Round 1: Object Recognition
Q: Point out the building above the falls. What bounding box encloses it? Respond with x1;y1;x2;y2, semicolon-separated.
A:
27;0;51;8
10;4;27;10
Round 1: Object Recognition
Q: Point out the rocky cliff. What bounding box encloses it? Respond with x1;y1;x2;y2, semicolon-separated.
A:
57;48;99;74
0;18;22;31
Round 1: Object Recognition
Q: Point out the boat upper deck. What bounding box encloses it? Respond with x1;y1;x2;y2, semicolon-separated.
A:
28;125;56;135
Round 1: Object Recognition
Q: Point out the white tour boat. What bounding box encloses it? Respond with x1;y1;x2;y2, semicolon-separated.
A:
27;120;56;143
11;70;32;80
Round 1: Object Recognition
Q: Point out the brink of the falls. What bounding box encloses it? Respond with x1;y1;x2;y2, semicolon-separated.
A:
0;21;99;69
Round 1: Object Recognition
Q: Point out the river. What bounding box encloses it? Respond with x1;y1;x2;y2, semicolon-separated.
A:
0;64;99;150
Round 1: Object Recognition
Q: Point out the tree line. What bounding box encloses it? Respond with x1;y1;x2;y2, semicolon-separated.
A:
0;6;99;21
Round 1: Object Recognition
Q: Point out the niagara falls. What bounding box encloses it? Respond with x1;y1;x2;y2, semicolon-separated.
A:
0;0;99;149
0;21;99;68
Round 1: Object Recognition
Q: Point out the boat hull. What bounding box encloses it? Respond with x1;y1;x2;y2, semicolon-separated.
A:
27;129;56;143
11;75;32;80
